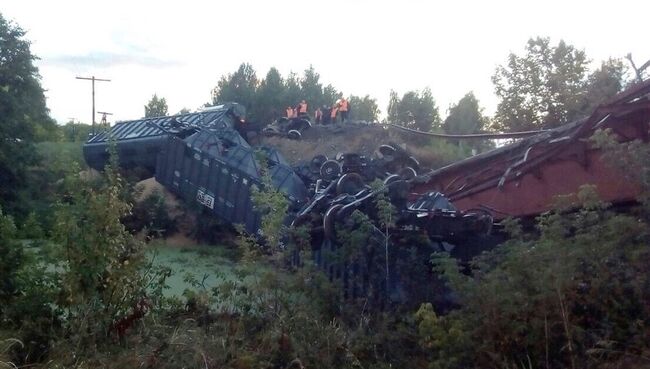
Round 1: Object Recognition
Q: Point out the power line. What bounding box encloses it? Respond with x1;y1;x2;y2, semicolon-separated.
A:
76;76;111;135
386;123;547;139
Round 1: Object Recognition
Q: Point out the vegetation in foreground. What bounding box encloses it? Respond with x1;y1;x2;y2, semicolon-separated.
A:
0;127;648;369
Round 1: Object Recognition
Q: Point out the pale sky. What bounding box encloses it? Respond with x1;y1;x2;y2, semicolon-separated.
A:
3;0;648;124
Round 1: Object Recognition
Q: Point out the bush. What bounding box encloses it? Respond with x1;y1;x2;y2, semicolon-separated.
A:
425;185;650;369
123;189;177;238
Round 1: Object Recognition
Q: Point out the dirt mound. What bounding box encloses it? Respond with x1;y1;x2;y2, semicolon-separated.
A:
260;122;440;169
135;178;183;217
135;177;198;243
79;168;101;182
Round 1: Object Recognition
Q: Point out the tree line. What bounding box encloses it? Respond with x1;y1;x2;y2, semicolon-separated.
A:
171;37;634;135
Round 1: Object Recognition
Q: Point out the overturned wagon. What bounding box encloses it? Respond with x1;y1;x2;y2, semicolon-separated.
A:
411;80;650;220
83;103;308;234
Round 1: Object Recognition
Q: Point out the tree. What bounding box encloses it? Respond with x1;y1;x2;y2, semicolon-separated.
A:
0;13;56;209
0;206;23;314
443;92;493;153
582;58;627;113
443;92;485;135
283;71;302;110
255;67;286;123
300;65;324;111
144;94;168;117
322;84;342;108
61;120;92;142
387;88;441;131
52;147;169;345
349;94;380;122
211;63;258;118
492;37;589;132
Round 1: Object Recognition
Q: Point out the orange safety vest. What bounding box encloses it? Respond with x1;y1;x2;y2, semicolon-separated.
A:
339;99;348;112
286;107;293;118
330;107;338;118
299;102;308;113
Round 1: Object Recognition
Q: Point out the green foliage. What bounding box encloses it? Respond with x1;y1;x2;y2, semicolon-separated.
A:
387;88;442;132
247;152;289;254
8;141;85;228
123;189;177;238
582;58;627;113
591;128;650;206
335;210;376;262
425;185;650;368
0;13;56;208
492;38;629;133
349;94;380;122
254;67;286;123
493;37;589;131
443;92;494;153
415;303;472;369
60;121;93;142
0;207;23;312
0;206;58;365
443;92;486;135
211;63;367;124
18;212;43;239
211;63;259;115
299;65;324;112
414;137;473;168
144;93;169;117
49;143;169;351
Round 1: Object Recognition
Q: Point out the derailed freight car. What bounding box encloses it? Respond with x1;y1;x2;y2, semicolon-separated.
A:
83;103;247;172
155;128;308;234
83;103;308;234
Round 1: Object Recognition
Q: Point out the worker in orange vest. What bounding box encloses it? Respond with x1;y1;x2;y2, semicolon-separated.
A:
339;97;349;122
314;107;322;124
286;106;294;118
330;104;338;124
298;100;308;117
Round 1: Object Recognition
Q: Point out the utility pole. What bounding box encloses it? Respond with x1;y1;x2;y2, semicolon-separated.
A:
67;117;77;141
76;76;111;135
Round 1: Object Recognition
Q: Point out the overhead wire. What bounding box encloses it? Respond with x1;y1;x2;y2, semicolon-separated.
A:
385;123;547;139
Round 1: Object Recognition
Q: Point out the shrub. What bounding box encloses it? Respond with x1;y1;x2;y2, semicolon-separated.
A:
426;185;650;369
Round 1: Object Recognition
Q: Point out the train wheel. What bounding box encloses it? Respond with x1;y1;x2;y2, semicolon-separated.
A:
320;160;341;181
398;166;417;180
310;154;328;173
406;155;420;171
378;144;397;158
323;204;344;240
287;129;302;140
383;174;401;186
336;172;365;195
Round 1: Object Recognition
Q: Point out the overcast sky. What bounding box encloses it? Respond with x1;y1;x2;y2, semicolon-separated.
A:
3;0;648;124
